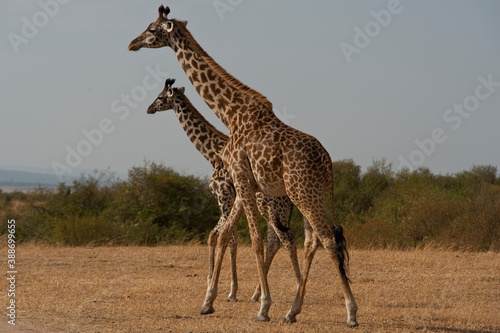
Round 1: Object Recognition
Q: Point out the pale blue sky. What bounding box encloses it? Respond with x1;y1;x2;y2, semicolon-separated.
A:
1;1;500;180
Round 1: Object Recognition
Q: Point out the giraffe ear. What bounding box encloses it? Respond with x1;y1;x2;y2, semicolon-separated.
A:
166;21;174;32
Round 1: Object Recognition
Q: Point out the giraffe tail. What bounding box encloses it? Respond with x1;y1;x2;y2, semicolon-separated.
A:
333;225;350;283
330;180;350;283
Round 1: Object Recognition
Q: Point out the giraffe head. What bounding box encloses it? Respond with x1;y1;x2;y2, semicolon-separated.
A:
148;78;185;114
128;5;185;51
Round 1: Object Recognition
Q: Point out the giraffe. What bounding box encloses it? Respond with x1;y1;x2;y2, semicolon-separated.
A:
147;78;303;303
129;6;358;326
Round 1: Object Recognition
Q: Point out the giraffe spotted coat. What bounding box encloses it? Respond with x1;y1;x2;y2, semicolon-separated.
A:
130;6;358;326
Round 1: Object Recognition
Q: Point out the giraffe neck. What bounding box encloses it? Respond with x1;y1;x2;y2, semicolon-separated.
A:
171;23;275;134
172;94;228;166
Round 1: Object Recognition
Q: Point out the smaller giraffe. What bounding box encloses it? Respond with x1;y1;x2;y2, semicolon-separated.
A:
147;78;303;302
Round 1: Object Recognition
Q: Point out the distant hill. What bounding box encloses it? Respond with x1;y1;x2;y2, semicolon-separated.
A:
0;169;77;192
0;168;126;193
0;169;68;185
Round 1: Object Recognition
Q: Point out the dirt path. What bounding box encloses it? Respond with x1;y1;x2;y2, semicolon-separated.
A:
2;245;499;332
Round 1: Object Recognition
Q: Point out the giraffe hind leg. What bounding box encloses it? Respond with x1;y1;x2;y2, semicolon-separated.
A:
250;222;279;302
303;208;358;327
234;181;273;321
250;219;285;302
284;188;358;327
243;203;272;320
284;216;318;323
251;196;301;305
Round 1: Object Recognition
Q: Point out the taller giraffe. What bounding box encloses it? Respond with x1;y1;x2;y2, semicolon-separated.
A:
129;6;358;326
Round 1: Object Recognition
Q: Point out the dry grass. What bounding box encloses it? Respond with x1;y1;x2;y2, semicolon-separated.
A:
2;245;499;332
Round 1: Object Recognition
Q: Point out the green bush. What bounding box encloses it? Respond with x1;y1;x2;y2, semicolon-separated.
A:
111;161;220;244
344;165;499;251
7;162;220;246
2;160;499;251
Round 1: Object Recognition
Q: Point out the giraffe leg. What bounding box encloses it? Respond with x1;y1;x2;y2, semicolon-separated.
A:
252;195;301;304
231;174;273;321
284;217;318;322
272;221;303;322
250;222;280;302
206;216;229;288
226;230;238;302
301;208;359;327
200;199;243;315
322;231;358;327
208;164;238;302
243;200;272;321
206;226;218;287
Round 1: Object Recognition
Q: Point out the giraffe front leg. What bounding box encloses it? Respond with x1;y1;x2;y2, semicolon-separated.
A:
226;230;239;302
206;225;219;288
200;199;243;315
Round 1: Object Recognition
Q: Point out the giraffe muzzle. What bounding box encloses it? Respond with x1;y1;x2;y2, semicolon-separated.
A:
128;38;142;51
147;105;157;114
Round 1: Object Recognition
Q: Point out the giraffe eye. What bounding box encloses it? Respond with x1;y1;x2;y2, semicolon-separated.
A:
167;88;174;97
148;24;157;33
166;21;174;32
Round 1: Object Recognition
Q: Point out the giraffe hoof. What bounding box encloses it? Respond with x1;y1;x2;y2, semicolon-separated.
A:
254;314;270;322
249;296;260;303
226;297;238;302
345;321;359;328
283;316;297;323
200;306;215;315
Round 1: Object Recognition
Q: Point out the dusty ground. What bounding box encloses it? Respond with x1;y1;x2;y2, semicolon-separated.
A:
1;245;499;332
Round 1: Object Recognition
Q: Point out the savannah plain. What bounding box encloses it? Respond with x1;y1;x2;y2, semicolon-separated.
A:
2;244;499;333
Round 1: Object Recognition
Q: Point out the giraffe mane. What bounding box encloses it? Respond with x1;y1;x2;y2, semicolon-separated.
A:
180;91;229;142
176;21;273;110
